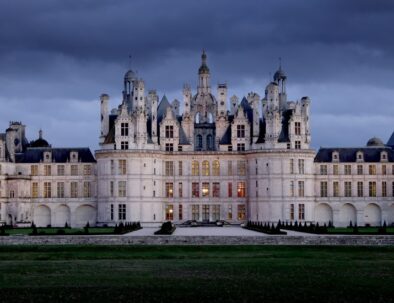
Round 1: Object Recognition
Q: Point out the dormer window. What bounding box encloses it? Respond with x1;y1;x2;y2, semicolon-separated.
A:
332;151;339;162
70;151;78;163
43;151;52;163
165;125;174;138
356;151;364;162
380;151;388;162
121;123;129;136
237;125;245;138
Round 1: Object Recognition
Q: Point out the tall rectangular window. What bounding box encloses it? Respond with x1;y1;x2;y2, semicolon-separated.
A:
295;141;301;149
344;181;352;197
192;205;199;220
179;204;183;221
333;181;339;197
290;181;294;197
298;159;305;174
83;165;91;175
290;204;295;220
31;165;38;176
57;165;65;176
110;160;115;174
192;161;199;176
290;159;294;174
237;205;246;220
121;123;129;136
237;160;246;176
212;205;220;221
165;204;174;220
382;181;387;197
178;182;183;198
382;165;387;175
227;205;232;220
298;181;304;197
212;160;220;176
369;165;376;175
320;165;327;175
57;182;64;198
165;143;174;151
118;181;126;197
83;182;91;198
32;182;38;198
165;182;174;198
369;181;376;197
110;204;114;220
44;165;51;176
118;160;127;175
237;182;246;198
237;143;245;151
165;161;174;176
333;164;339;175
71;165;78;176
357;182;363;197
165;125;174;138
121;141;128;150
320;181;327;197
202;182;210;197
71;182;78;198
192;183;199;198
298;204;305;220
110;181;114;197
44;182;51;198
118;204;126;220
178;161;183;176
228;182;233;197
213;182;220;198
237;125;245;138
344;165;351;175
357;165;363;175
227;160;233;176
295;122;301;135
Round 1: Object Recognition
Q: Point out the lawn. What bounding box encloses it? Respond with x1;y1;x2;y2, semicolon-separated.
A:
0;245;393;303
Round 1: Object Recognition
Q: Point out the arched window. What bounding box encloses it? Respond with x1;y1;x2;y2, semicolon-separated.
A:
196;135;203;150
192;161;200;176
202;160;210;176
207;112;213;123
212;160;220;176
206;134;213;150
195;112;200;124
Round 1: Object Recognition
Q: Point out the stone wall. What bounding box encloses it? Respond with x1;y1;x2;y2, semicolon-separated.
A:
0;235;393;246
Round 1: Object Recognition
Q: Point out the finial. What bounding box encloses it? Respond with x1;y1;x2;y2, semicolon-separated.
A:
202;49;207;63
39;129;43;139
128;54;132;70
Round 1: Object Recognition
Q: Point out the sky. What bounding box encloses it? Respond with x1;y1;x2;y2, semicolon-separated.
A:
0;0;393;151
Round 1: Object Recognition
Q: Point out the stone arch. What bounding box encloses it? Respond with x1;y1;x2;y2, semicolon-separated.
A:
54;204;71;227
74;204;96;227
195;112;200;124
314;203;333;225
206;134;213;150
364;203;381;226
339;203;357;227
34;205;51;227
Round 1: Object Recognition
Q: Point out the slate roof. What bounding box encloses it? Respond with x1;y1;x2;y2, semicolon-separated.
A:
239;97;253;123
157;95;171;125
103;114;117;144
255;119;266;144
219;126;232;144
387;132;394;147
314;147;394;163
15;148;96;163
278;109;291;143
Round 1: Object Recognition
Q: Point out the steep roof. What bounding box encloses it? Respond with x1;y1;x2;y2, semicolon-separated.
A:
386;131;394;147
157;95;172;124
15;148;96;163
278;109;292;143
314;147;394;163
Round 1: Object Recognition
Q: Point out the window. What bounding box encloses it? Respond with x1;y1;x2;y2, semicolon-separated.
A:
165;182;173;198
192;161;199;176
57;182;64;198
118;181;126;197
290;181;294;197
298;181;304;197
333;164;339;175
344;165;351;175
31;165;38;176
212;160;220;176
357;182;363;197
295;141;301;149
382;181;387;197
165;143;174;151
71;165;78;176
178;161;183;176
165;204;174;220
227;161;233;176
118;204;126;220
57;165;65;176
165;125;174;138
213;182;220;198
178;182;183;198
290;204;295;220
32;182;38;198
320;182;327;197
369;165;376;175
237;160;246;176
44;182;51;198
290;159;294;174
71;182;78;198
228;182;233;197
237;205;246;220
83;182;91;198
298;159;305;174
227;205;233;220
110;160;115;174
192;183;199;198
228;145;233;151
202;182;209;197
237;182;246;198
110;181;114;197
212;205;220;221
202;160;210;176
165;161;174;176
344;182;352;197
44;165;51;176
237;143;245;151
119;160;127;175
295;122;301;135
121;141;128;150
121;123;129;136
357;165;363;175
298;204;305;221
178;145;183;151
320;165;327;175
369;181;376;197
179;204;183;220
237;125;245;138
9;190;15;198
110;204;114;220
333;182;339;197
206;134;213;150
382;165;387;175
196;135;202;150
83;165;91;175
192;205;199;220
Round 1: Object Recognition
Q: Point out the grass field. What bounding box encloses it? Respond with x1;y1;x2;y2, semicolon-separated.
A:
0;245;393;303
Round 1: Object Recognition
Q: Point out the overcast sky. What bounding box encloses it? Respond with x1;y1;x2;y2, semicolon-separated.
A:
0;0;393;151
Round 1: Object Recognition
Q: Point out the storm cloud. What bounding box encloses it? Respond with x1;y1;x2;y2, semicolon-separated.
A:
0;0;393;150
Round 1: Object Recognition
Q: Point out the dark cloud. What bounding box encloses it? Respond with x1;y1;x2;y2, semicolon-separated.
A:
0;0;393;150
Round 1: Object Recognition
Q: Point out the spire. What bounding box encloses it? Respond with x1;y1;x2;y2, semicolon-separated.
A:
198;49;210;74
39;129;43;139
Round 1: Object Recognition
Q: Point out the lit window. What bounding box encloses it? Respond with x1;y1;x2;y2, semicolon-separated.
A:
237;182;246;198
192;161;199;176
165;182;174;198
32;182;38;198
202;182;210;197
212;160;220;176
165;204;174;220
369;165;376;175
237;205;246;220
213;182;220;198
192;183;199;198
202;160;210;176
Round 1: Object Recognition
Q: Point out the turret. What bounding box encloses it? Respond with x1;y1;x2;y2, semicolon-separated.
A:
247;92;261;139
5;127;16;162
197;50;211;94
230;95;238;115
274;65;287;110
100;94;110;140
148;90;158;143
183;84;191;115
133;79;145;110
265;82;280;111
217;83;227;116
123;70;136;109
172;99;180;116
301;96;311;144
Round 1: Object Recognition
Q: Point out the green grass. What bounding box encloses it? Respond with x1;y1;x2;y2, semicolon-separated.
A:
0;245;393;303
4;227;115;235
327;227;394;234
